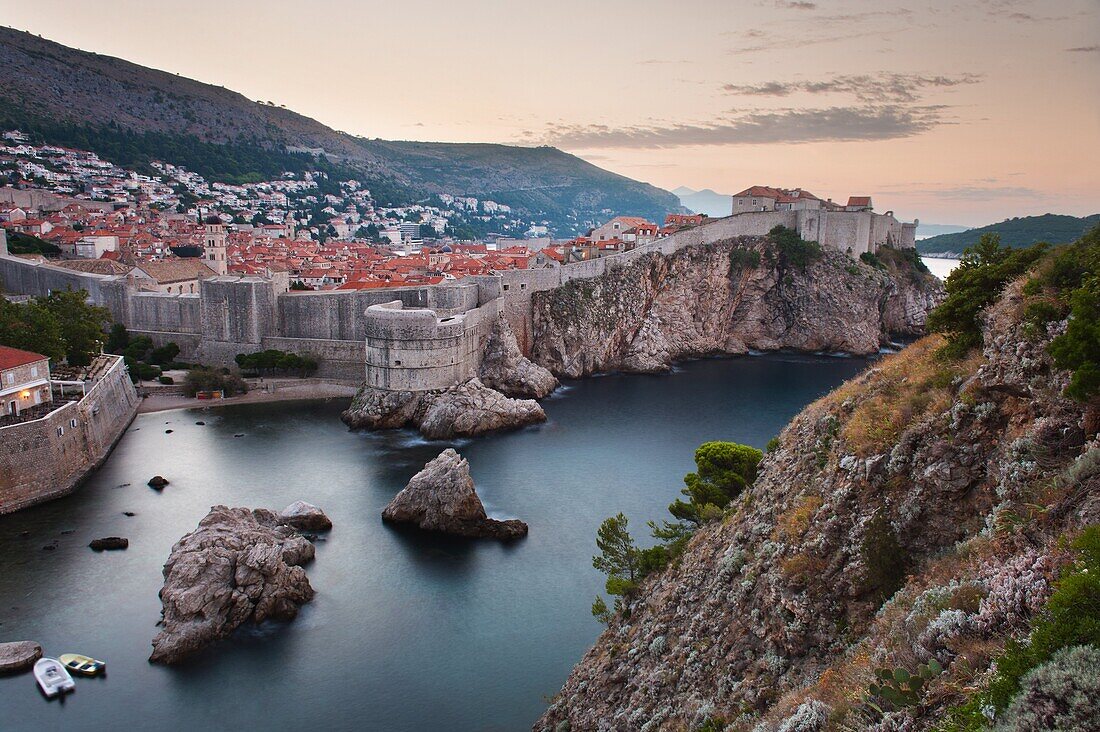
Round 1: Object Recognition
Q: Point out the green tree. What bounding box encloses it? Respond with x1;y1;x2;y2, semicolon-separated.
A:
0;297;64;360
593;513;639;584
39;289;111;367
105;323;130;354
669;441;763;525
149;342;181;366
927;233;1048;358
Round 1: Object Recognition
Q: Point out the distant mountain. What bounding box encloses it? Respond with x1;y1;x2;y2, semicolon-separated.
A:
916;213;1100;256
916;223;969;239
0;27;679;234
673;187;732;218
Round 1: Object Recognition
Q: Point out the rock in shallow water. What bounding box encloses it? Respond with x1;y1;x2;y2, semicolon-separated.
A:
147;475;169;489
382;448;528;540
0;641;42;674
341;378;545;439
89;536;129;551
149;505;321;664
277;501;332;532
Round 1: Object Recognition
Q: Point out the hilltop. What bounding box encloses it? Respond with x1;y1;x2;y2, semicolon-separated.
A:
0;27;678;234
917;213;1099;256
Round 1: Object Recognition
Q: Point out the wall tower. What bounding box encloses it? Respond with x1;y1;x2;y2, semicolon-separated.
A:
204;216;228;276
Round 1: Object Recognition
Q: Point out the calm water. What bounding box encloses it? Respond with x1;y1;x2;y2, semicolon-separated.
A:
0;355;868;731
921;255;959;280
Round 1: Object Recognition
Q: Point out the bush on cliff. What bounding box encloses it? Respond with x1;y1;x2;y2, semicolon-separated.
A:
669;441;763;525
768;225;822;271
183;368;247;397
941;525;1100;731
1043;226;1100;402
927;233;1047;358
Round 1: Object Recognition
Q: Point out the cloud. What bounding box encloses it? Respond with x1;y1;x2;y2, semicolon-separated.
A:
1067;45;1100;53
728;27;908;55
723;73;980;103
915;185;1041;200
776;0;816;9
532;105;949;149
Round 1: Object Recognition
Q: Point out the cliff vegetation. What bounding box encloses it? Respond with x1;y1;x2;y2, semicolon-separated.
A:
538;227;1100;731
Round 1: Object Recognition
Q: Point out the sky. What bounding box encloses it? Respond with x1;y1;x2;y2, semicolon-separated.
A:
1;0;1098;225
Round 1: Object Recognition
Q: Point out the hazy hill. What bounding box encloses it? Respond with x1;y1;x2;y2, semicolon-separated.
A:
916;213;1100;255
0;27;679;233
673;186;733;218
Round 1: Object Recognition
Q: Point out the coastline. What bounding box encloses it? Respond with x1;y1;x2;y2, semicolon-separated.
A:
136;380;359;414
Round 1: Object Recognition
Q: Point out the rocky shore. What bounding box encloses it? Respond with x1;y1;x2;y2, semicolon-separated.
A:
149;503;330;664
382;448;528;539
531;237;943;378
536;272;1096;730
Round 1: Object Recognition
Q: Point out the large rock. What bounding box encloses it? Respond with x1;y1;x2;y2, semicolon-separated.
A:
342;378;545;439
277;501;332;532
147;475;169;489
0;641;42;674
478;314;559;399
149;505;320;664
418;379;545;439
382;449;528;540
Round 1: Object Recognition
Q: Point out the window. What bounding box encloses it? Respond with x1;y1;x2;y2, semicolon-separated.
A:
70;418;77;428
520;283;526;290
394;360;402;366
752;199;757;206
502;284;509;291
56;426;64;437
31;366;38;377
5;373;12;384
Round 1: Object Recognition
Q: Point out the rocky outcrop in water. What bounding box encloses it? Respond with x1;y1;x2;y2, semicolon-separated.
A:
531;238;943;378
382;448;528;539
536;274;1096;731
479;315;559;399
277;501;332;532
149;505;320;664
89;536;129;551
341;378;545;439
0;641;41;674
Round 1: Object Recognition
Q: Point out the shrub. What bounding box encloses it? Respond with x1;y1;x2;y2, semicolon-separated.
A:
158;375;174;385
769;225;822;271
927;234;1048;358
995;645;1100;731
1048;275;1100;402
766;437;781;453
860;511;908;604
236;349;319;377
729;247;762;273
860;251;884;269
183;367;248;397
149;342;181;366
776;495;823;541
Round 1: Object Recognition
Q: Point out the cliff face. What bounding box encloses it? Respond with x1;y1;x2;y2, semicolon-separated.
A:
531;238;943;378
536;278;1097;731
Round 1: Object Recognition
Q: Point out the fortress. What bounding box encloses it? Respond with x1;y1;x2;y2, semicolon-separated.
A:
0;208;917;390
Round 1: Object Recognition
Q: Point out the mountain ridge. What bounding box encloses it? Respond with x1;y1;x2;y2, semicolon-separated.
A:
916;212;1099;256
0;26;680;233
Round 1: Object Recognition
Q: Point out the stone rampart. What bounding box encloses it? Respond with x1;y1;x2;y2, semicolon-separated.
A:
0;354;140;514
363;298;499;391
0;207;917;384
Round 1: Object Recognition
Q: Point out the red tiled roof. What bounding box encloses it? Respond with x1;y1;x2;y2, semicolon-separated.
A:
847;196;872;206
0;345;49;370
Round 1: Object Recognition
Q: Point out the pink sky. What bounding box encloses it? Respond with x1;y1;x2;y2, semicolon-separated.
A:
1;0;1097;225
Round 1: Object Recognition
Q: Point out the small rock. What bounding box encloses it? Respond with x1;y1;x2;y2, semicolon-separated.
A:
195;421;205;425
60;529;74;535
147;476;169;489
123;511;136;517
233;433;245;438
277;501;333;532
89;537;129;551
165;429;173;434
42;544;56;551
118;483;131;488
0;641;42;674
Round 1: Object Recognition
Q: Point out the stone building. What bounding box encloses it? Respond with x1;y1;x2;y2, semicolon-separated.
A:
0;345;51;418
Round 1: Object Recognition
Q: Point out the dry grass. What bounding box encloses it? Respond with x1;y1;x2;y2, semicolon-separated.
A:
838;337;982;457
774;495;824;542
779;553;828;586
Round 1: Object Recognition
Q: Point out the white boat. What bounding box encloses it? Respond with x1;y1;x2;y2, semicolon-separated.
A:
34;657;75;698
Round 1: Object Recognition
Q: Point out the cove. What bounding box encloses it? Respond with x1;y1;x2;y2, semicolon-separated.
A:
0;353;868;731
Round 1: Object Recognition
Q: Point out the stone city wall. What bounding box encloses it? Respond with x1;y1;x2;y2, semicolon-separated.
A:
0;354;139;514
0;208;917;383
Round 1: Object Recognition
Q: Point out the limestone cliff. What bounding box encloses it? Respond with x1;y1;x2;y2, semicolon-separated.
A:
536;276;1097;730
531;238;943;378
